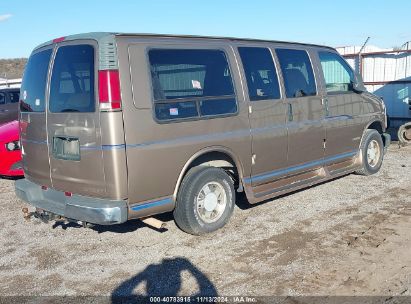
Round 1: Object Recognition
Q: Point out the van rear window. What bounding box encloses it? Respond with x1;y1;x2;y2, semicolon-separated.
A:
20;49;52;112
49;45;95;113
148;49;237;121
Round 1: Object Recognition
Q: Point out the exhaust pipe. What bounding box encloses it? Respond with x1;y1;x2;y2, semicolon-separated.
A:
141;217;167;230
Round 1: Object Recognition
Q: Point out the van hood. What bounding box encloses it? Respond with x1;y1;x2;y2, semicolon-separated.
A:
0;120;19;143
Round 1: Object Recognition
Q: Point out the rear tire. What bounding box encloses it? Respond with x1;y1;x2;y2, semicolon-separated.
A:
355;129;384;176
174;166;235;235
398;122;411;146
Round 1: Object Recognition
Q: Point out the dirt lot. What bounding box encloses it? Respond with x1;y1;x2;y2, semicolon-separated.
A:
0;145;410;298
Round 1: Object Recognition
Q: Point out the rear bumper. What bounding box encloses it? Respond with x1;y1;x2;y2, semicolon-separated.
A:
15;178;128;225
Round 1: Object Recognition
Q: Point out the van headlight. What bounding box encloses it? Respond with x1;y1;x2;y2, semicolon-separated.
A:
5;140;21;151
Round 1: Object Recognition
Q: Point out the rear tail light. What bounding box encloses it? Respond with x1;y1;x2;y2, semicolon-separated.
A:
5;140;20;151
64;192;72;197
98;70;122;111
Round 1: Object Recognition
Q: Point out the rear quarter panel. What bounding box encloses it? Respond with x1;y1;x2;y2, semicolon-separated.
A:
116;36;252;205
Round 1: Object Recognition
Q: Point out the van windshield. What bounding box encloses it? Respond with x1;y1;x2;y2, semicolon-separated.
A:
49;44;95;113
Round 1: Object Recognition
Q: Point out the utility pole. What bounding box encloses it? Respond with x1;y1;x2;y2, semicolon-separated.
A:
358;37;370;77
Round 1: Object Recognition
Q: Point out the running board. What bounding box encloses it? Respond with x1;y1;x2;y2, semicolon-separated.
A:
245;152;360;204
253;169;323;198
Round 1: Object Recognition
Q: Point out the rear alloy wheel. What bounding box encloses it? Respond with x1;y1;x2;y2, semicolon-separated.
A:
174;166;235;235
196;181;228;224
355;129;384;176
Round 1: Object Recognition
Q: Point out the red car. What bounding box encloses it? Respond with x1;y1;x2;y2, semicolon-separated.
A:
0;120;23;178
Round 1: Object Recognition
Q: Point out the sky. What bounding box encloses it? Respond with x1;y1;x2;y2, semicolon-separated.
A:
0;0;410;59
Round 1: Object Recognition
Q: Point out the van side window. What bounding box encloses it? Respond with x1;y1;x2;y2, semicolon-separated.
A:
49;45;95;113
20;49;52;112
0;93;5;105
238;47;281;101
148;49;237;121
276;49;317;98
319;51;355;93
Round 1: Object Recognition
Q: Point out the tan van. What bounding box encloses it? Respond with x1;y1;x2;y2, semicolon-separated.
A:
15;33;390;235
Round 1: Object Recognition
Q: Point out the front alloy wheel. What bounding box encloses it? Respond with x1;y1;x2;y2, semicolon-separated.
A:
356;129;384;176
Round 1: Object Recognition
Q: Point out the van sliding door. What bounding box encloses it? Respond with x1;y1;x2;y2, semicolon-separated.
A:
276;48;326;171
237;46;288;187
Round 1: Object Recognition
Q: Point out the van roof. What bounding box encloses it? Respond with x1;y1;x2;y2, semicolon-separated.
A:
33;32;336;52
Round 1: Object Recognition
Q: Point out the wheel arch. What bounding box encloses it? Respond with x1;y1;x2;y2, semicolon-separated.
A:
366;120;384;134
172;146;245;201
361;119;387;147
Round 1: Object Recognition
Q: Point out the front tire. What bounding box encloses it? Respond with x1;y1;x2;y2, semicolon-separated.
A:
355;129;384;176
174;166;235;235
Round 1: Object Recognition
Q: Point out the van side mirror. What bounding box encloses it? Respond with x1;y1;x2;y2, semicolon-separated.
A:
352;73;367;93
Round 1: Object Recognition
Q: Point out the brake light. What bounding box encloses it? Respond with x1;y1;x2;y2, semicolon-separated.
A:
53;37;66;43
65;192;72;197
98;70;121;111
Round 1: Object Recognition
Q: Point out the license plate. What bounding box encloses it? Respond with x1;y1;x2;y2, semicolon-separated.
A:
52;136;80;161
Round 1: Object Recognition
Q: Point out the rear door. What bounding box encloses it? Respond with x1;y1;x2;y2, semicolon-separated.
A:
20;48;53;186
46;41;106;197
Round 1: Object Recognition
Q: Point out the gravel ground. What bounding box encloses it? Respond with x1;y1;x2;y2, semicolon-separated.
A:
0;144;410;298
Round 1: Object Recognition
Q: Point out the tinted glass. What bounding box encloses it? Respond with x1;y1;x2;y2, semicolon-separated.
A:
149;49;234;100
238;47;281;101
20;49;52;112
0;93;5;105
276;49;317;98
155;101;198;120
49;45;95;113
319;51;354;93
200;98;237;116
149;49;237;121
9;92;20;103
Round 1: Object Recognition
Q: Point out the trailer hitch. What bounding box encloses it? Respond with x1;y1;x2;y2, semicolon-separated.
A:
22;207;62;224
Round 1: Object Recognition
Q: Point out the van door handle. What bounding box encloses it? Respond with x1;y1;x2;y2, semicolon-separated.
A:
322;98;330;116
288;103;293;122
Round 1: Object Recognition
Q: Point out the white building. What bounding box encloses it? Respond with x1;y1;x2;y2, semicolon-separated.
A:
0;78;21;89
